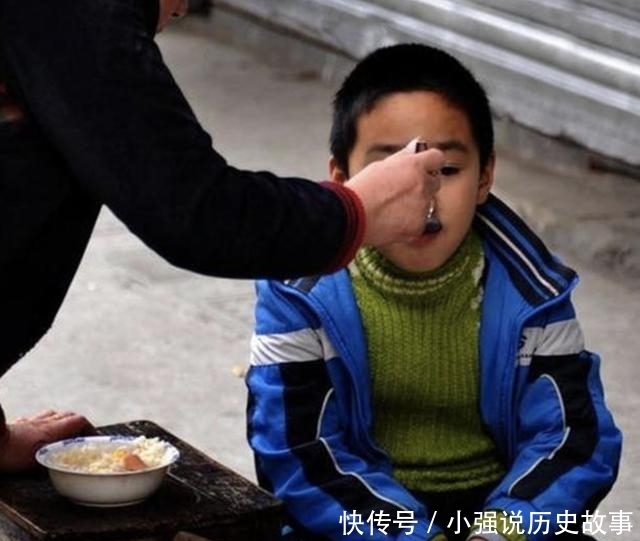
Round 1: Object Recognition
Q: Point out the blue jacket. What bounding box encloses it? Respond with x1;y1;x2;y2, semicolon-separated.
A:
247;195;621;541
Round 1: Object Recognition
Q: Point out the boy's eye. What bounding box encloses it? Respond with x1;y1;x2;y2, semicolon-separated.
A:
440;165;460;176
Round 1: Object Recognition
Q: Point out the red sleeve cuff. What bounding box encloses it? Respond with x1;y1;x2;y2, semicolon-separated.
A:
320;181;366;271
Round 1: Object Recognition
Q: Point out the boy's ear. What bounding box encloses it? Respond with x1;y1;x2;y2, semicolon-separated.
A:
476;151;496;205
328;156;348;184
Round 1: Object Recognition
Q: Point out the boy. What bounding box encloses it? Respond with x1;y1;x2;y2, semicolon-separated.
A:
246;44;621;541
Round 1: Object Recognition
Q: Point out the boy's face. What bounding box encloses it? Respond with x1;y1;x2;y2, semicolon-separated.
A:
157;0;188;32
330;90;494;273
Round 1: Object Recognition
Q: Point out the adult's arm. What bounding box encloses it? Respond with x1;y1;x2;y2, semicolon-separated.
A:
1;0;357;278
1;0;441;279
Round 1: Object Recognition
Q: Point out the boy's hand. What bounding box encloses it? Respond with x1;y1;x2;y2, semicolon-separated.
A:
0;409;95;472
344;138;443;247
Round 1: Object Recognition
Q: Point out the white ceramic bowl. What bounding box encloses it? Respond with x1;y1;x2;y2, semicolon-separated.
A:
35;435;180;507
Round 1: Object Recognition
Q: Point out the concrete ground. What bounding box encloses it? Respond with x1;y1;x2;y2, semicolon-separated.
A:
1;9;638;534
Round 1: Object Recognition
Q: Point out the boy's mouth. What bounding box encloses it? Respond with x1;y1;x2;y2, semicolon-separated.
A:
423;217;442;235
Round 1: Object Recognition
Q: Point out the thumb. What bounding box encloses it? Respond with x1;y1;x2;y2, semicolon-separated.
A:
405;139;444;197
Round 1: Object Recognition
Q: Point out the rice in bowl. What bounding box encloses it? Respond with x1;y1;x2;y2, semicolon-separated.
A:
36;435;180;506
47;436;171;474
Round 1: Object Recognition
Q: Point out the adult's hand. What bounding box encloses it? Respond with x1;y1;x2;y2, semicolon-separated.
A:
0;409;95;472
344;139;444;247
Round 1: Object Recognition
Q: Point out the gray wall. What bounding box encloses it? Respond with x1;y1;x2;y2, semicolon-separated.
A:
217;0;640;169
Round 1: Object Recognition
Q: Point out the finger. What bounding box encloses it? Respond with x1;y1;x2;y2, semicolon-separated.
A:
49;411;76;421
54;413;93;431
415;147;445;176
22;410;73;426
33;411;80;426
13;409;57;424
389;139;445;181
47;414;95;441
29;409;58;421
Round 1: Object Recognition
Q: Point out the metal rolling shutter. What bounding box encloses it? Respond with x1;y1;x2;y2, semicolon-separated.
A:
218;0;640;167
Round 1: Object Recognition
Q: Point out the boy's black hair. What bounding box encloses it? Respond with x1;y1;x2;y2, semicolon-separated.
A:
330;43;494;175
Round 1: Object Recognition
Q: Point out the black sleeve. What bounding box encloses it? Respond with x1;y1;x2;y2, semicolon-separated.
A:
1;0;359;279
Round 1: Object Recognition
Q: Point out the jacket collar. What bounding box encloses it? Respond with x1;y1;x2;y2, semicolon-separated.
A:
475;193;577;306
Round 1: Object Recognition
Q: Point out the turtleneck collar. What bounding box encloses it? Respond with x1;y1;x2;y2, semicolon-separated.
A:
353;230;484;302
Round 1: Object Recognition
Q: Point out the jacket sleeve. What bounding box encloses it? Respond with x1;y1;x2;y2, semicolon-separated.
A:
1;0;362;279
246;280;441;541
480;298;622;541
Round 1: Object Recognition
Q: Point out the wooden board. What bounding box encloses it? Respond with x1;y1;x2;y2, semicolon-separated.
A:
0;420;282;541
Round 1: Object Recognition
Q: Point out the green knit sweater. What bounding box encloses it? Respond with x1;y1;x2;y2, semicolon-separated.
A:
352;232;505;493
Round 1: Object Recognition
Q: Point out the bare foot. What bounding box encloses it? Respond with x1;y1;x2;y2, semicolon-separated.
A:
0;409;95;472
